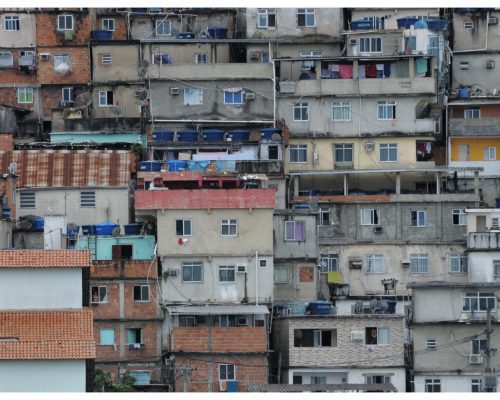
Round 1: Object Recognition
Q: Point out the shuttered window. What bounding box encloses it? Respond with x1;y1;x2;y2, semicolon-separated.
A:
80;191;95;207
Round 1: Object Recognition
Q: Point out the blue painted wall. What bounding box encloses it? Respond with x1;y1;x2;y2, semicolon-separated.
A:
76;235;156;260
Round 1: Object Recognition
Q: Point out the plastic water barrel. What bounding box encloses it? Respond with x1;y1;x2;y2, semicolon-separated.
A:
202;129;225;142
139;161;163;172
66;224;80;238
95;222;119;236
227;129;250;142
167;160;188;172
458;88;469;98
153;130;175;142
260;127;282;140
309;301;332;315
93;30;112;40
1;207;10;219
33;216;44;230
496;198;500;208
177;130;198;142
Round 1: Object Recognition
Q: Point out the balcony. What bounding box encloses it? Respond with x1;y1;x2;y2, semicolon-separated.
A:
148;63;273;81
467;231;500;249
449;118;500;137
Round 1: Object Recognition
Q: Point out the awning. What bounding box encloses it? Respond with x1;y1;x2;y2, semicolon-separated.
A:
166;304;269;315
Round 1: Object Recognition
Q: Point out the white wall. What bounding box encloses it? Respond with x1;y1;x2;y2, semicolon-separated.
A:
0;269;82;309
348;367;406;392
469;252;500;282
414;373;493;392
0;360;86;392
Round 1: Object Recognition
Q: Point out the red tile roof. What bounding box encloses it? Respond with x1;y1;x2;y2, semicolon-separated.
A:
0;309;95;360
0;250;91;268
135;189;276;210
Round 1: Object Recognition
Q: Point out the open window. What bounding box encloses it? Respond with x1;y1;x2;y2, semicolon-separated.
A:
112;244;133;260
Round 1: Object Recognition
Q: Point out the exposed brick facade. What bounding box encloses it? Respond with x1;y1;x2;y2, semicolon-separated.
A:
0;51;37;85
37;47;90;85
41;84;88;118
96;16;128;40
36;12;93;46
0;87;35;112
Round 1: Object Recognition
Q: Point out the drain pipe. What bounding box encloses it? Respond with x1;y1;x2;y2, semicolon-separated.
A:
255;250;259;306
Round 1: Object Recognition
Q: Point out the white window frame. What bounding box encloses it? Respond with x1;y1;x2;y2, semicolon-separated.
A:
80;191;95;207
450;254;468;273
410;253;429;273
425;378;441;392
17;87;33;104
410;210;426;227
155;19;171;36
293;102;309;121
257;9;276;29
195;52;208;64
366;326;390;345
452;209;466;225
361;208;379;225
284;220;305;241
219;364;235;381
483;147;496;161
318;208;330;226
176;219;192;236
57;14;74;31
377;101;396;120
320;254;338;273
223;90;244;105
218;265;236;282
297;8;315;27
221;219;237;237
53;53;70;70
472;378;482;393
98;90;113;107
464;107;480;119
91;286;108;303
183;87;203;106
299;51;321;70
366;254;384;273
332;101;351;121
99;328;115;345
62;86;74;103
102;18;115;31
101;53;112;65
4;16;20;31
19;191;35;208
366;375;391;384
494;260;500;279
379;143;398;162
472;338;487;355
462;292;496;312
133;285;150;302
152;52;171;65
335;143;353;163
182;262;203;283
274;266;290;283
289;144;307;163
359;37;382;53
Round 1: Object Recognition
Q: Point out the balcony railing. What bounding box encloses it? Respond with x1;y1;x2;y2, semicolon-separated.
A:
468;232;500;249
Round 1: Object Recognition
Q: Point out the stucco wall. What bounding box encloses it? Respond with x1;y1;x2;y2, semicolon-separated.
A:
451;54;500;90
142;43;229;65
92;44;140;82
453;12;500;52
0;268;82;309
273;213;318;259
91;85;142;119
0;360;86;392
0;12;36;47
414;373;498;393
0;220;12;248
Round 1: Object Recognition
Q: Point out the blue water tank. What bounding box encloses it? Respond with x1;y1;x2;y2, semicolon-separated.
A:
140;161;163;172
33;216;44;230
178;32;195;39
124;223;141;235
458;88;469;98
66;224;80;238
95;222;119;236
414;20;428;29
153;130;175;142
167;160;188;172
177;130;199;142
496;198;500;208
93;30;112;40
202;129;225;142
227;129;250;142
260;128;282;140
207;26;227;39
397;17;419;29
309;301;332;315
351;19;373;30
82;225;96;235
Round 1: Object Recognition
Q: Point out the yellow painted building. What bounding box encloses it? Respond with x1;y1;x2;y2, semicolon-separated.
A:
450;137;500;161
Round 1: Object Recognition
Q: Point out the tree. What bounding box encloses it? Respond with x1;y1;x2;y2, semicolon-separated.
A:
94;369;136;392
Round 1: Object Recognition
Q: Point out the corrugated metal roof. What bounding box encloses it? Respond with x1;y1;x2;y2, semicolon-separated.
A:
246;383;397;392
166;305;270;315
0;149;136;188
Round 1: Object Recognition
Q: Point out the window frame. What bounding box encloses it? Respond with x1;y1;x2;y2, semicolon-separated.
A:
152;52;171;65
379;143;398;162
219;364;235;381
318;208;330;226
452;209;466;225
102;18;115;32
181;262;203;283
377;101;396;120
366;254;385;274
17;87;33;104
0;51;13;68
4;16;20;31
297;8;316;27
62;86;74;103
361;208;379;225
195;52;208;64
80;191;96;208
99;328;115;345
462;292;496;312
218;265;236;283
293;102;309;121
155;19;172;36
132;285;150;302
289;144;307;163
221;219;238;237
483;147;496;161
284;220;305;241
359;37;382;53
320;254;339;273
293;329;337;347
91;285;108;304
176;219;192;236
450;254;468;273
183;87;203;106
257;9;276;29
223;90;244;105
410;253;429;274
299;50;321;70
425;378;441;392
464;107;480;119
472;338;487;355
126;328;143;345
410;210;426;227
366;375;391;384
274;266;290;283
332;101;351;121
98;90;114;107
334;143;353;163
472;378;482;393
494;260;500;279
57;14;74;31
365;326;390;345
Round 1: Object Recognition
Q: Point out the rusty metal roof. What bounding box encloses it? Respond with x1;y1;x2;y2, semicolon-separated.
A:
0;149;136;188
246;383;397;392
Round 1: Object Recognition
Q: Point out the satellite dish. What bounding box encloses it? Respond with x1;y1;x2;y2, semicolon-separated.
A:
111;227;121;236
111;106;122;116
73;92;92;109
271;133;282;141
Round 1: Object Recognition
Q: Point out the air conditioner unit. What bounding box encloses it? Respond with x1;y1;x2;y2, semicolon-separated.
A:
401;260;410;267
349;39;357;45
236;264;247;273
488;16;498;25
469;354;484;364
351;331;364;341
485;61;495;69
39;53;50;61
373;226;383;233
170;87;180;95
249;51;261;60
349;260;363;269
246;92;255;100
365;142;374;152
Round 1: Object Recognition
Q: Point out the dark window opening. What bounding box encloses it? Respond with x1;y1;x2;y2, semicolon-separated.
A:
268;145;279;160
293;375;303;384
112;244;133;260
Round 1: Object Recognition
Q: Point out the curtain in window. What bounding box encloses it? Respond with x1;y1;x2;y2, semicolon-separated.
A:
378;327;389;344
294;222;304;240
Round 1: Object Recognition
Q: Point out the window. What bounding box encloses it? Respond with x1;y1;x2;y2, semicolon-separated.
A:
99;328;115;345
259;259;267;268
494;261;500;279
361;209;379;225
62;87;74;103
426;339;437;349
4;16;20;31
359;37;382;53
268;145;279;160
221;219;237;236
179;315;205;327
19;50;35;66
319;208;330;226
274;266;289;283
183;88;203;106
152;52;171;65
257;9;276;28
219;315;237;327
452;209;466;225
472;379;482;393
127;328;142;344
91;286;108;303
293;376;303;384
299;51;321;70
155;19;171;36
332;102;351;121
416;141;433;161
176;219;192;236
410;254;429;273
289;144;307;163
465;107;480;119
365;326;389;345
464;21;474;29
262;52;269;63
293;102;309;121
17;87;33;104
112;245;132;260
405;36;417;52
219;265;235;282
463;292;496;312
366;254;384;273
285;220;305;241
223;90;244;105
19;191;35;208
450;255;468;273
182;262;203;282
320;254;338;273
366;375;390;384
335;144;353;163
297;9;315;27
379;143;398;162
80;191;95;207
195;53;208;64
57;15;73;31
460;61;470;70
483;147;496;161
101;53;112;65
425;378;441;392
410;210;426;227
310;376;326;384
428;36;439;55
294;329;337;347
472;338;487;355
219;364;235;381
377;101;396;120
53;53;70;71
133;285;150;302
102;18;115;31
99;90;113;106
0;51;12;67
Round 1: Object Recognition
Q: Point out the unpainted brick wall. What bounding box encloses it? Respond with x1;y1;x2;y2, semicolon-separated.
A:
37;47;90;85
36;13;93;46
